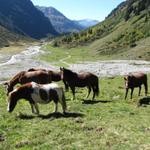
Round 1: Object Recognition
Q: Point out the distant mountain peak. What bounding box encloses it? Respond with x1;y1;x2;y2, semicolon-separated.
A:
37;6;85;34
76;19;99;28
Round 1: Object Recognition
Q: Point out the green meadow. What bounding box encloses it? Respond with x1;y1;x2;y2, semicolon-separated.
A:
0;74;150;150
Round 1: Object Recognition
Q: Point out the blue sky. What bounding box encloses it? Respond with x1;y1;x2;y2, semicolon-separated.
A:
31;0;125;21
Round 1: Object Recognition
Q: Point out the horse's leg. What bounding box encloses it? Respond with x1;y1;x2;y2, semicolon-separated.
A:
86;86;91;99
92;86;96;100
125;88;129;100
60;92;67;114
70;86;75;100
54;102;58;113
63;80;69;92
144;81;148;96
30;102;35;113
138;86;141;96
130;88;134;99
34;103;39;114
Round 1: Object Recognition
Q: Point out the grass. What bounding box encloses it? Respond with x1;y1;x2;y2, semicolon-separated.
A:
39;44;111;67
0;75;150;149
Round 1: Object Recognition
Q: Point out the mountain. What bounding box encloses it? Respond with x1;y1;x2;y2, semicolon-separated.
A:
36;6;85;33
76;19;99;28
54;0;150;60
0;0;58;39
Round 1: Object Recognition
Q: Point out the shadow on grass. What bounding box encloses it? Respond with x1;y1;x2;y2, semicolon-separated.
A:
17;112;84;120
82;99;112;105
138;96;150;107
39;112;84;119
17;114;36;120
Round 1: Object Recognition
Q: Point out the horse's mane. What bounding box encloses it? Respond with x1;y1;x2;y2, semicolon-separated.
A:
64;68;77;78
9;71;26;85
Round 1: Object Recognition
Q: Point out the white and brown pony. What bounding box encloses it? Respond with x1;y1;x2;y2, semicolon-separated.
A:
7;82;67;114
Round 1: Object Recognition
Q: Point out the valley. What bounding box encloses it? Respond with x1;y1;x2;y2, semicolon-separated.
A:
0;0;150;149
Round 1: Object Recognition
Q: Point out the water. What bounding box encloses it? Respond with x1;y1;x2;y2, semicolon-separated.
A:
70;60;150;77
0;45;56;83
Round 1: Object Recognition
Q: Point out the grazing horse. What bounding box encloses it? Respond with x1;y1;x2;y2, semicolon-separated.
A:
7;82;67;114
60;67;99;100
4;70;52;95
28;68;69;91
124;72;148;99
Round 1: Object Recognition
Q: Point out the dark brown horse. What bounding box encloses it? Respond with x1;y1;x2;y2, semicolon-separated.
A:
4;70;52;95
60;67;99;100
124;72;148;99
28;68;69;91
4;68;69;95
7;82;67;114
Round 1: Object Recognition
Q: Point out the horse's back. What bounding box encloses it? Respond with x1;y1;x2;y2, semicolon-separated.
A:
131;72;147;79
31;82;63;103
20;70;50;84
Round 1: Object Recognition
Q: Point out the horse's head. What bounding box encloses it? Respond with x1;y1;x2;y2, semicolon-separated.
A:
60;67;76;81
3;82;13;96
7;90;18;113
124;75;132;89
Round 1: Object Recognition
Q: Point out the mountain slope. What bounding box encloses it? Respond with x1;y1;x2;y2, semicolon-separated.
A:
0;0;58;39
0;25;21;48
36;6;85;33
54;0;150;60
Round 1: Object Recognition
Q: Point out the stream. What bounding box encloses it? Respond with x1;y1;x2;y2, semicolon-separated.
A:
0;44;150;84
0;45;56;83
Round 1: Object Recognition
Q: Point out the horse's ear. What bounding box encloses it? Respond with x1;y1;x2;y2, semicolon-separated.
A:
124;77;127;80
60;67;64;71
3;82;9;86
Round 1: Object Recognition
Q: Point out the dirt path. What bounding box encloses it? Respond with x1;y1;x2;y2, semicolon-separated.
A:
59;52;71;66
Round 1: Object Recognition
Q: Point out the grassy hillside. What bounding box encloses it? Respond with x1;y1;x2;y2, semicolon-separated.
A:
53;0;150;60
0;25;33;48
0;75;150;149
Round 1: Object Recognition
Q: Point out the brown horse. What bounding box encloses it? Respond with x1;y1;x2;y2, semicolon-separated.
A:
4;68;69;95
4;70;52;95
60;67;99;100
28;68;69;91
124;72;148;99
7;82;67;114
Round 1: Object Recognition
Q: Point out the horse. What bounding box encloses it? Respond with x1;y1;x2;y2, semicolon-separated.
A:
60;67;99;100
27;68;69;91
124;72;148;99
4;68;69;95
7;82;67;114
4;70;52;95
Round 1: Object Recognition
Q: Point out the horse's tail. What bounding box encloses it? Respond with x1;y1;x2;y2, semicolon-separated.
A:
94;76;99;97
144;74;148;95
